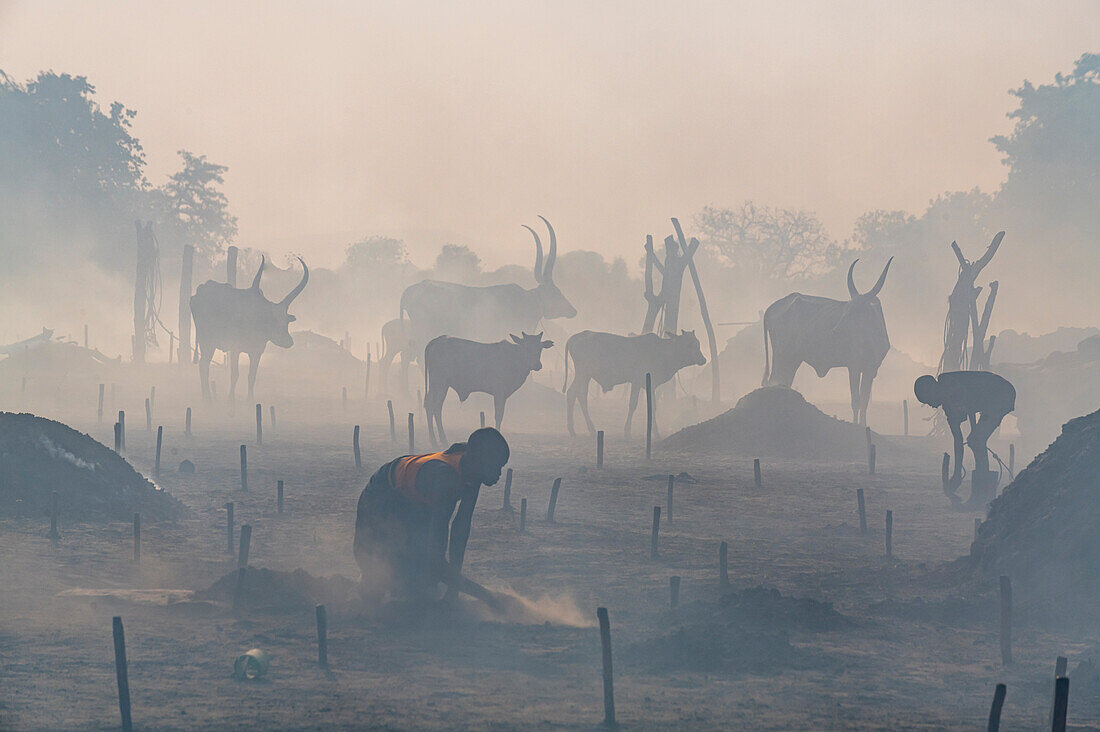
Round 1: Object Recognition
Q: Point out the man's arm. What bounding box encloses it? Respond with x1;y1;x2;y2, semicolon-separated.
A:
418;462;462;583
448;484;481;575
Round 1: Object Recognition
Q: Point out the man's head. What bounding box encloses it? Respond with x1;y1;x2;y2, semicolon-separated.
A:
463;427;510;486
913;374;942;408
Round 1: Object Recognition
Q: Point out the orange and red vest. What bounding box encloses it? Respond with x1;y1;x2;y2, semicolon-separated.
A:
391;451;464;506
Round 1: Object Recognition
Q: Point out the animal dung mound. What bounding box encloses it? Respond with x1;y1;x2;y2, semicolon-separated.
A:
198;568;357;613
968;407;1100;605
661;386;881;460
624;586;847;674
0;412;181;522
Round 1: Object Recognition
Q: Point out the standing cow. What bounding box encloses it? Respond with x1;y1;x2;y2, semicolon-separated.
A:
378;318;415;393
190;257;309;401
399;217;576;349
564;330;706;437
423;333;553;444
762;258;893;425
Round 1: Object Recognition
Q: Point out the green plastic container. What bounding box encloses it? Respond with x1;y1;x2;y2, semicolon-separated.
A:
233;648;270;680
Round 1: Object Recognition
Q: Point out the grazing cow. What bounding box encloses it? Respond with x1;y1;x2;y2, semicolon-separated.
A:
564;330;706;437
423;333;553;444
379;318;415;393
399;217;576;348
762;258;893;425
190;257;309;401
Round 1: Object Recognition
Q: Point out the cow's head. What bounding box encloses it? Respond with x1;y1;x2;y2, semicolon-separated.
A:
672;329;707;368
835;257;893;341
509;331;554;372
252;256;309;348
523;216;577;320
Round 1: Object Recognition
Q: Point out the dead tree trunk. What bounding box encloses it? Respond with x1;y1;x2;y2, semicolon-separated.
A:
177;244;194;366
938;232;1004;374
132;221;157;364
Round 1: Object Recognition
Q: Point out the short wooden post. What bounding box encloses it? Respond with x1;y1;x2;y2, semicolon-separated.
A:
597;607;616;728
269;405;276;431
98;384;104;422
49;490;59;545
753;458;762;488
119;410;126;451
238;524;252;568
1052;676;1069;732
719;540;729;593
353;425;362;469
645;372;653;460
857;488;867;534
114;422;121;452
869;443;876;475
885;510;893;556
941;452;950;493
277;480;284;514
185;407;192;436
669;576;681;609
987;683;1006;732
1055;656;1068;676
316;604;329;670
255;404;262;445
145;398;151;431
154;426;163;479
133;513;141;563
999;575;1012;666
387;400;396;442
1009;443;1015;474
480;411;486;429
666;475;674;523
112;616;133;732
547;477;561;523
903;399;909;437
650;506;661;559
226;502;234;555
596;430;604;469
150;386;155;412
1050;656;1068;727
519;498;527;532
865;426;872;453
407;413;414;453
502;468;513;510
240;445;248;491
84;324;89;349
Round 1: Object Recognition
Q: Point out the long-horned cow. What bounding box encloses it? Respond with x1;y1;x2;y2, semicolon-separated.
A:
762;258;893;425
399;217;576;350
564;330;707;437
423;332;553;444
190;256;309;401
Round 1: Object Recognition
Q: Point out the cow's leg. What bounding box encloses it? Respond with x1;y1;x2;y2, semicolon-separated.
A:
565;376;583;437
770;356;800;388
402;341;414;394
576;382;598;437
624;382;642;439
848;368;861;424
858;371;875;427
198;342;212;401
493;394;506;431
228;351;240;401
425;384;447;445
246;352;261;402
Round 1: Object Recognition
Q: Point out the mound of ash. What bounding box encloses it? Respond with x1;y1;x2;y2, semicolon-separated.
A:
968;407;1100;604
198;568;357;613
623;586;848;674
0;412;181;521
661;386;884;460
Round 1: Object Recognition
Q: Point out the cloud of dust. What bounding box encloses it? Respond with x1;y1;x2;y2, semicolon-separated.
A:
474;585;595;628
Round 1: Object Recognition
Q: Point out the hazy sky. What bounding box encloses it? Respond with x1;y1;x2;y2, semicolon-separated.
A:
2;1;1097;270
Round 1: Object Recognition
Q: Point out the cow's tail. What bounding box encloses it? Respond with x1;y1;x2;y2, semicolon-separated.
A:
562;340;571;394
761;312;771;387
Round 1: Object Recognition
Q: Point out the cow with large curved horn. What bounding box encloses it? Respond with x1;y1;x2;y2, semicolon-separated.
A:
762;257;894;425
190;256;309;401
396;217;576;370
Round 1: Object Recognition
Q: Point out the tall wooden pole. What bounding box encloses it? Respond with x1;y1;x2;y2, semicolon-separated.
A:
178;244;194;365
672;218;720;402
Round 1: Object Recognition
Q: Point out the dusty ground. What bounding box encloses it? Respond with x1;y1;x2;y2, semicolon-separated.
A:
1;392;1098;730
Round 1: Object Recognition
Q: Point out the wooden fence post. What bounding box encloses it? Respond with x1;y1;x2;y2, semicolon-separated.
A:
387;400;396;442
353;425;362;469
1009;443;1015;474
316;604;329;670
987;683;1006;732
645;373;653;460
408;413;415;453
666;475;674;523
240;445;248;491
277;480;284;514
857;489;867;535
754;458;762;488
114;422;122;452
519;498;527;533
185;407;192;436
941;452;950;494
480;411;486;429
869;444;876;475
226;502;234;555
650;506;661;559
119;411;126;451
596;430;604;469
547;478;561;523
154;426;163;479
255;404;262;445
1050;656;1068;727
502;468;513;511
1052;677;1069;732
112;616;133;732
597;607;616;728
145;398;151;431
269;405;276;431
885;510;893;556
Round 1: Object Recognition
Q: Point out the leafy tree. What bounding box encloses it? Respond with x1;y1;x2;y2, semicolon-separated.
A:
157;150;237;261
432;243;482;283
344;235;409;271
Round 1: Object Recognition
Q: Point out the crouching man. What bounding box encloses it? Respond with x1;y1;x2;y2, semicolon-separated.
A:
354;427;510;600
914;371;1015;509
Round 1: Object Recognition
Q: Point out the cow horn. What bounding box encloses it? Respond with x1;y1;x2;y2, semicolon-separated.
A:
538;215;557;280
866;257;893;298
847;259;861;299
280;257;309;308
251;256;266;290
523;225;544;282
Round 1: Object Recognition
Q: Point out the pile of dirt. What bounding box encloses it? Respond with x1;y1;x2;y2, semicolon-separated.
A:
968;407;1100;603
623;586;848;674
198;568;358;613
0;412;181;521
661;386;884;460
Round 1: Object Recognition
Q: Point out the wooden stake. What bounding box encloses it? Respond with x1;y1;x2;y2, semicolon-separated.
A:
226;502;234;555
719;540;729;593
869;443;876;475
596;430;604;469
49;490;59;545
84;324;89;349
753;458;762;488
650;506;661;559
387;400;396;441
145;398;151;431
277;480;284;514
238;525;252;569
941;452;950;493
185;407;192;436
98;384;104;422
999;575;1012;666
885;510;893;557
112;616;133;732
666;475;674;523
597;607;616;728
480;411;486;429
154;426;163;479
1052;676;1069;732
645;372;653;460
669;576;681;609
407;413;414;453
1009;443;1015;474
857;489;867;535
269;405;276;431
520;498;527;532
1051;657;1068;727
502;468;513;510
316;604;329;670
353;425;362;469
119;411;126;451
987;683;1006;732
240;445;248;491
547;478;561;523
255;403;262;445
903;399;909;437
114;422;121;452
133;513;141;563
